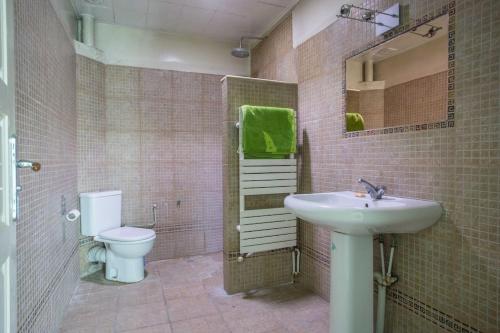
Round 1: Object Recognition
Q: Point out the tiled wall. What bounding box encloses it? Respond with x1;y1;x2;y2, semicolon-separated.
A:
347;89;386;129
346;71;447;130
222;76;298;294
77;57;224;267
251;0;499;332
76;56;108;276
385;71;448;127
15;0;80;332
251;15;297;83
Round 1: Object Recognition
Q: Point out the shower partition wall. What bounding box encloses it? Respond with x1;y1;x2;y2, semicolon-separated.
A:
221;75;298;294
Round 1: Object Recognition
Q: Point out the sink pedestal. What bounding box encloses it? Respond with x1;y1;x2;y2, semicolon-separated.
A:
285;191;443;333
330;232;373;333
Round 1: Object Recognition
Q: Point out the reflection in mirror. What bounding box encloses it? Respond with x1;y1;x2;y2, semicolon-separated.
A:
345;14;449;132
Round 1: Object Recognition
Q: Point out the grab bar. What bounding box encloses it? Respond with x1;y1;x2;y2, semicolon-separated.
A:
127;204;158;229
152;203;158;226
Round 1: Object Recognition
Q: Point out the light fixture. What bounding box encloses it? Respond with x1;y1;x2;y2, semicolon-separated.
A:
410;24;443;38
336;3;399;28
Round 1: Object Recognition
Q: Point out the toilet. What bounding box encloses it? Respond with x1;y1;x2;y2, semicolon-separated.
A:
80;191;156;283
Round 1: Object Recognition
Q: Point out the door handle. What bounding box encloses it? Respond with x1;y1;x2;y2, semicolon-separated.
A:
9;137;18;221
16;160;41;172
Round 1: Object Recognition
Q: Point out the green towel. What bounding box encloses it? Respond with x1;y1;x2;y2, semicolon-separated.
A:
346;112;365;132
241;105;296;158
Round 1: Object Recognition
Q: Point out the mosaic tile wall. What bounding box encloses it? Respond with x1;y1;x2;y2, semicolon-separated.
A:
251;15;297;83
251;0;499;332
348;88;386;129
385;71;448;127
76;58;224;265
222;76;298;294
346;71;446;130
76;55;108;277
15;0;80;332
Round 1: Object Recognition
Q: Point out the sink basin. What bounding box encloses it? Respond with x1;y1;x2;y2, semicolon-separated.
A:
284;191;443;333
284;191;442;235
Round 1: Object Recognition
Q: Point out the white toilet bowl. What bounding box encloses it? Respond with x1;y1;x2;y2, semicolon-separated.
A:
94;226;156;283
80;191;157;283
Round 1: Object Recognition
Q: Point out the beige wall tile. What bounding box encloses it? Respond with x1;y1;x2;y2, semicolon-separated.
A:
251;0;500;332
15;0;80;331
77;60;224;264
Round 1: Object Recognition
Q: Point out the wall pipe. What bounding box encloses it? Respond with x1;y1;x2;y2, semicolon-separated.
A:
375;235;398;333
81;14;95;47
295;248;300;275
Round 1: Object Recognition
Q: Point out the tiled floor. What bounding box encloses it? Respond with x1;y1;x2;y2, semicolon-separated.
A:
59;253;329;333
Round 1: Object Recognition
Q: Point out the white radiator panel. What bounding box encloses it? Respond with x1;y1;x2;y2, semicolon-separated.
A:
240;159;296;166
241;187;297;195
240;160;297;196
237;108;297;255
239;158;297;254
240;220;296;232
241;233;296;246
241;241;297;253
240;207;291;217
241;227;297;239
240;173;296;181
241;165;296;173
241;213;296;224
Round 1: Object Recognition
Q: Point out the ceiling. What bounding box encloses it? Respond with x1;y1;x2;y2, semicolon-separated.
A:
71;0;299;42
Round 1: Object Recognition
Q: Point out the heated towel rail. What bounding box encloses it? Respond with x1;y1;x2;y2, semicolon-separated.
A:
236;108;297;256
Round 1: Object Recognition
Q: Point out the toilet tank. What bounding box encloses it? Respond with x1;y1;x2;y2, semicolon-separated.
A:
80;191;122;236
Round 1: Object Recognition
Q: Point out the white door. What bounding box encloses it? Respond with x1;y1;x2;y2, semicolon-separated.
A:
0;0;16;332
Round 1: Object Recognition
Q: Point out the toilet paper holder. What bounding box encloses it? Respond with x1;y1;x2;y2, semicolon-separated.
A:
65;209;80;222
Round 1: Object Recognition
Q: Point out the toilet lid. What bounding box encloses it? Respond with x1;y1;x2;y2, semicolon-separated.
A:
98;227;155;242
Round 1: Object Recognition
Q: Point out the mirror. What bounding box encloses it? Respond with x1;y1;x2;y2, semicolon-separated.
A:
345;14;449;133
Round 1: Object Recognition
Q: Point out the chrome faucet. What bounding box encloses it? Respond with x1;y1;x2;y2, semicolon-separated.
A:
358;178;386;200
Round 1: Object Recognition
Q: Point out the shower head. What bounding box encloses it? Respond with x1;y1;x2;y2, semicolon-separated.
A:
231;46;250;58
231;36;265;58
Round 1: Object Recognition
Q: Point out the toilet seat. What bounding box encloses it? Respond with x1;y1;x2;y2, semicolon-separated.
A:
96;226;155;243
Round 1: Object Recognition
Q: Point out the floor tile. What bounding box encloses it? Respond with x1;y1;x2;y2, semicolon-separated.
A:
118;280;165;307
163;282;207;300
59;309;117;331
166;295;218;322
222;308;284;333
60;326;114;333
120;323;172;333
60;252;329;333
171;314;230;333
211;289;274;314
115;302;169;332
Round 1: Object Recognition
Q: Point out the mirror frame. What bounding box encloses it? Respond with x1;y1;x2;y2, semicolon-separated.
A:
342;1;456;137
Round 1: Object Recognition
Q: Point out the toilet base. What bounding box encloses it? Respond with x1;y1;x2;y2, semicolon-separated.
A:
105;250;145;283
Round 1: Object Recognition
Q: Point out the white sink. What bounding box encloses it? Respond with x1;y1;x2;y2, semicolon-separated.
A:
284;191;443;235
284;191;442;333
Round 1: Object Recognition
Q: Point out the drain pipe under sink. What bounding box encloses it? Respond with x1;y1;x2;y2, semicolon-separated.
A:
374;236;398;333
88;246;106;263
